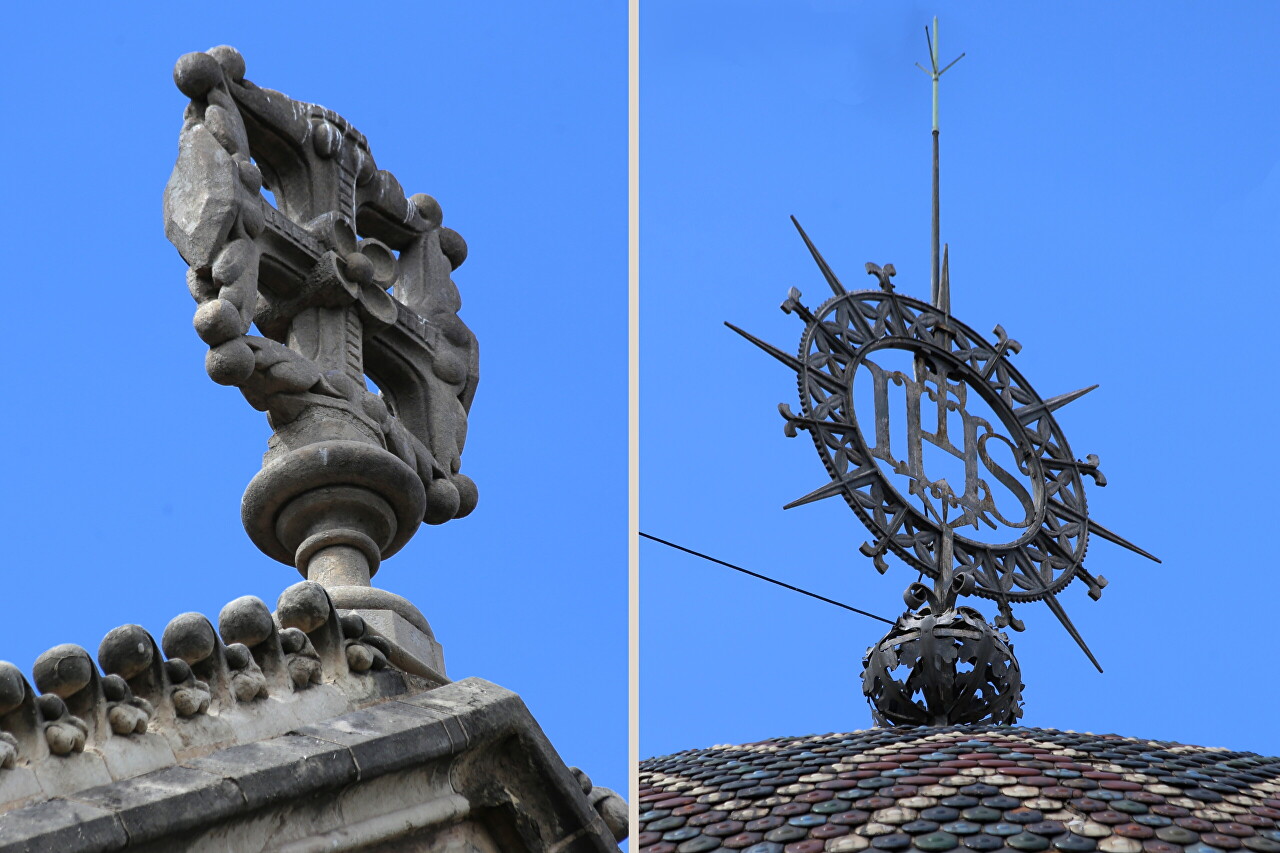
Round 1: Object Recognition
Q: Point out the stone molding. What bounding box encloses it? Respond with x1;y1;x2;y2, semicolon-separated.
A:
0;679;624;851
0;582;440;815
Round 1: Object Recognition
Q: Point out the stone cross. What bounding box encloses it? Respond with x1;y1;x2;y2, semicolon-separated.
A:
163;46;477;675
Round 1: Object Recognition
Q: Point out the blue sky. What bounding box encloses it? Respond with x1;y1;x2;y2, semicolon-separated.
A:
641;2;1280;760
0;2;624;797
2;0;1277;822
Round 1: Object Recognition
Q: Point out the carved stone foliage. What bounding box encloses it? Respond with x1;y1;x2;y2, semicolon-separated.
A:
162;46;479;573
0;581;423;805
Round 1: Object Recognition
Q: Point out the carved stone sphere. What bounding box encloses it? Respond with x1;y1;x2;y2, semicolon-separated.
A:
438;228;468;270
454;474;479;519
172;52;222;99
32;644;94;699
218;596;275;649
0;663;26;715
410;193;442;228
162;613;218;665
424;477;461;525
276;582;331;635
207;45;245;83
205;338;255;386
861;605;1023;727
99;625;155;681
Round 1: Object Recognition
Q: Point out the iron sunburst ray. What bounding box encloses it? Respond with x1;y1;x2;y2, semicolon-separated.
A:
791;216;848;296
725;322;849;396
1044;594;1104;674
783;464;878;510
1044;497;1160;563
1013;384;1098;425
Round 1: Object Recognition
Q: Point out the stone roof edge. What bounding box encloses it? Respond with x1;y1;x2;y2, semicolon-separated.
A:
0;580;445;811
0;677;622;852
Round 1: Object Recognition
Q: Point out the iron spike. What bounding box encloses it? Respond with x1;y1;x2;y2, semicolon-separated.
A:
1043;498;1160;563
790;216;847;296
1087;517;1161;563
724;322;806;373
1013;384;1099;424
1043;594;1103;673
938;242;951;315
724;323;845;395
783;465;878;509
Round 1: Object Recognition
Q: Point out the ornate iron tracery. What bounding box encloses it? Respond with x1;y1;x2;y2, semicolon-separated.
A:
727;21;1158;725
729;216;1159;724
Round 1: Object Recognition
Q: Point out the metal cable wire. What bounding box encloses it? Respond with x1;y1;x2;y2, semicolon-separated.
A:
639;532;894;625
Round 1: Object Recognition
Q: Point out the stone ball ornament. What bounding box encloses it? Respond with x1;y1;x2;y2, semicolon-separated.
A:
730;219;1159;720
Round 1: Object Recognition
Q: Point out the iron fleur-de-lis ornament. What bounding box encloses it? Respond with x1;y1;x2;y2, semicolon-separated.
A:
728;20;1158;726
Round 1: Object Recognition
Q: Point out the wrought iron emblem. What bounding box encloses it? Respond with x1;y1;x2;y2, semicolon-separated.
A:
731;221;1157;669
728;20;1157;723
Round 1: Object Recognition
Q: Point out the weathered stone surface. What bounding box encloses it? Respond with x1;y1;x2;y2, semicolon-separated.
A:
0;798;127;853
293;700;458;779
399;677;523;743
346;606;445;678
184;733;356;810
162;126;238;272
0;679;622;851
30;751;111;800
71;765;244;845
0;771;41;817
0;583;439;812
95;735;176;784
162;45;480;601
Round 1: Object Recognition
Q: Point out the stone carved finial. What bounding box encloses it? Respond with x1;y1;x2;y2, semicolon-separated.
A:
162;47;478;642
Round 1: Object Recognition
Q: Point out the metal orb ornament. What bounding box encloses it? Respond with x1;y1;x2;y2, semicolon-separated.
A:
862;576;1022;727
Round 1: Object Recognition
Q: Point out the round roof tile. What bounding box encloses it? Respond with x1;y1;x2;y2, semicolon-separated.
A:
640;728;1280;853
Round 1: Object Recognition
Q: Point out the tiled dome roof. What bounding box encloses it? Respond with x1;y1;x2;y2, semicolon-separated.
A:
638;727;1280;853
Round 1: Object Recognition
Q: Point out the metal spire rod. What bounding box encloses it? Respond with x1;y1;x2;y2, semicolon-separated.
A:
916;17;964;314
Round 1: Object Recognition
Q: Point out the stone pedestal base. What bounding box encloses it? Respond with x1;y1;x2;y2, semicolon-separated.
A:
348;609;446;683
326;585;447;681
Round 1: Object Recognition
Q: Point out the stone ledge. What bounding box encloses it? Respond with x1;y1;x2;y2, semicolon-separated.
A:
69;766;244;847
292;697;459;780
182;733;357;811
0;581;443;813
0;678;621;852
0;798;127;853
